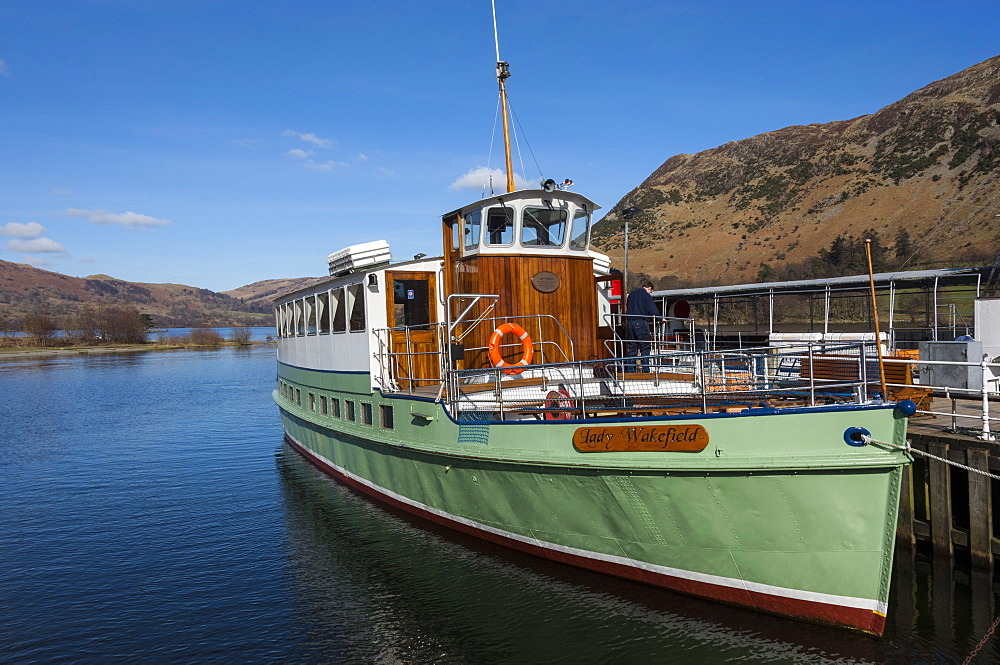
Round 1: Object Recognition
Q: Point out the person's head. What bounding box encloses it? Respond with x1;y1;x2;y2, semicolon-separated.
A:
641;280;654;292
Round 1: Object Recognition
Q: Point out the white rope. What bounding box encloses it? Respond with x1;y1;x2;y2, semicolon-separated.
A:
861;435;1000;481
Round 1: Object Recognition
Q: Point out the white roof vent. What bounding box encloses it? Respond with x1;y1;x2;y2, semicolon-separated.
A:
327;240;392;276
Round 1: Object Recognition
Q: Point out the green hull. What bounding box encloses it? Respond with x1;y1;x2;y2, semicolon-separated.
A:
275;366;909;634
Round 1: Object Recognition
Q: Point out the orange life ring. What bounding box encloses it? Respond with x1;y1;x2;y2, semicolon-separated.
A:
544;389;573;420
487;322;534;375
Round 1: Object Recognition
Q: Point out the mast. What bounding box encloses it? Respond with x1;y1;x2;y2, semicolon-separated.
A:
492;0;515;193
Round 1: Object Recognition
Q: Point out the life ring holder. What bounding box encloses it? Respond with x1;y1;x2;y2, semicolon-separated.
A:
544;389;573;420
488;322;534;375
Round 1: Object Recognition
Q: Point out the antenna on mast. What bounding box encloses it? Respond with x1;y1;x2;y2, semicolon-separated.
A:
491;0;516;193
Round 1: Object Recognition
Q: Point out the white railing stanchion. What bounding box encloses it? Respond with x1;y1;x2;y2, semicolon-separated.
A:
981;354;995;441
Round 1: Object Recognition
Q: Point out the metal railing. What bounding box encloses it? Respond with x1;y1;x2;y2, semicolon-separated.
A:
602;313;700;358
446;342;879;422
878;355;1000;441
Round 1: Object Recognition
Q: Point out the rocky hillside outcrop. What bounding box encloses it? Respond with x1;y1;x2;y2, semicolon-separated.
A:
592;54;1000;285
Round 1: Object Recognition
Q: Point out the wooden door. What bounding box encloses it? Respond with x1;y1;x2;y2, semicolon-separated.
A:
385;271;439;389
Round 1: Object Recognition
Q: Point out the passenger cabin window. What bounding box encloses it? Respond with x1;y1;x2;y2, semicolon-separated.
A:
306;296;317;335
380;405;394;429
331;288;346;333
450;218;461;250
569;209;590;250
522;207;567;247
486;207;514;246
283;303;293;337
317;292;330;333
294;301;305;336
348;284;365;332
464;210;481;249
362;403;373;426
346;400;356;422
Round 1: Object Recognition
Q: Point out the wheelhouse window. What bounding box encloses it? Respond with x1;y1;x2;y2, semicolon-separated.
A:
348;284;365;332
331;288;346;333
317;292;330;334
521;207;567;247
485;207;514;246
463;210;481;249
569;208;590;250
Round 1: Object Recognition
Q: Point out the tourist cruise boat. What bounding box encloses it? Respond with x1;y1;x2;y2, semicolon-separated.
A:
273;35;912;635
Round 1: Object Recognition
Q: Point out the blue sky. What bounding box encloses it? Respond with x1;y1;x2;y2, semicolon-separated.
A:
1;1;997;292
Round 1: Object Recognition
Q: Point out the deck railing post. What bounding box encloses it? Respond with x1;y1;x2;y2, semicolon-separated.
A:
859;343;869;402
699;352;708;413
808;343;815;407
578;361;587;420
979;355;995;441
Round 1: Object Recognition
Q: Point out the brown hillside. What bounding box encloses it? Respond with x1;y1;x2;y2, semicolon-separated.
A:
0;259;275;328
592;54;1000;285
223;277;325;306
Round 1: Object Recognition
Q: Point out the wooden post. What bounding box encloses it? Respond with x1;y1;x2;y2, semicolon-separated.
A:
897;458;916;548
967;447;993;569
928;441;953;556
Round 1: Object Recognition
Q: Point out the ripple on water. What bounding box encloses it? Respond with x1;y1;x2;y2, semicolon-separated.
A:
0;346;996;663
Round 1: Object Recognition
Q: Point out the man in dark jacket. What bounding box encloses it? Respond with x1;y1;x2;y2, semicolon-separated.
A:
625;280;659;372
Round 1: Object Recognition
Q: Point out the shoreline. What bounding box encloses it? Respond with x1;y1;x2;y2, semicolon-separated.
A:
0;340;275;360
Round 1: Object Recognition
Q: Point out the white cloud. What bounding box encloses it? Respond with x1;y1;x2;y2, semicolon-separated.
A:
358;153;369;161
284;148;315;160
449;166;529;191
23;256;54;267
52;188;73;196
0;222;45;239
66;208;171;229
378;167;395;176
0;60;9;77
282;130;333;148
6;237;67;253
304;160;348;171
78;257;95;264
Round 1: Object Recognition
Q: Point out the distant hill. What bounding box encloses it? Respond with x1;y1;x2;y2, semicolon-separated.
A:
592;54;1000;286
222;277;326;306
0;259;316;328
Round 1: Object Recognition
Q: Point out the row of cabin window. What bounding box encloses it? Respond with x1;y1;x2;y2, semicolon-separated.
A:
279;381;394;429
455;206;590;251
274;284;366;338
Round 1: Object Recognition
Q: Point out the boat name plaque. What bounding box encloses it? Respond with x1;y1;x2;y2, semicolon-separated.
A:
531;271;560;293
572;424;709;452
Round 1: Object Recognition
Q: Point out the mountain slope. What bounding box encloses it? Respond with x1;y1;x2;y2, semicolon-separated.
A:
0;260;295;327
592;54;1000;285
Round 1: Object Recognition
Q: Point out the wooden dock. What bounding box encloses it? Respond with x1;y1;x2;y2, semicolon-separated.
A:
899;395;999;568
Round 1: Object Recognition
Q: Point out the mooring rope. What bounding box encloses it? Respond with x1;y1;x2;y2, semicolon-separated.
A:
862;433;1000;662
860;435;1000;481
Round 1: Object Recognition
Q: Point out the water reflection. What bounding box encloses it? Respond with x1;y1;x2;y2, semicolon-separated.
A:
278;445;902;664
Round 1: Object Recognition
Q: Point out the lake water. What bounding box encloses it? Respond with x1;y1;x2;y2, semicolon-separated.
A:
1;344;997;664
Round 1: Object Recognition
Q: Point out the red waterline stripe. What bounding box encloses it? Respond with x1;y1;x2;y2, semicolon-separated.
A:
284;433;886;635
